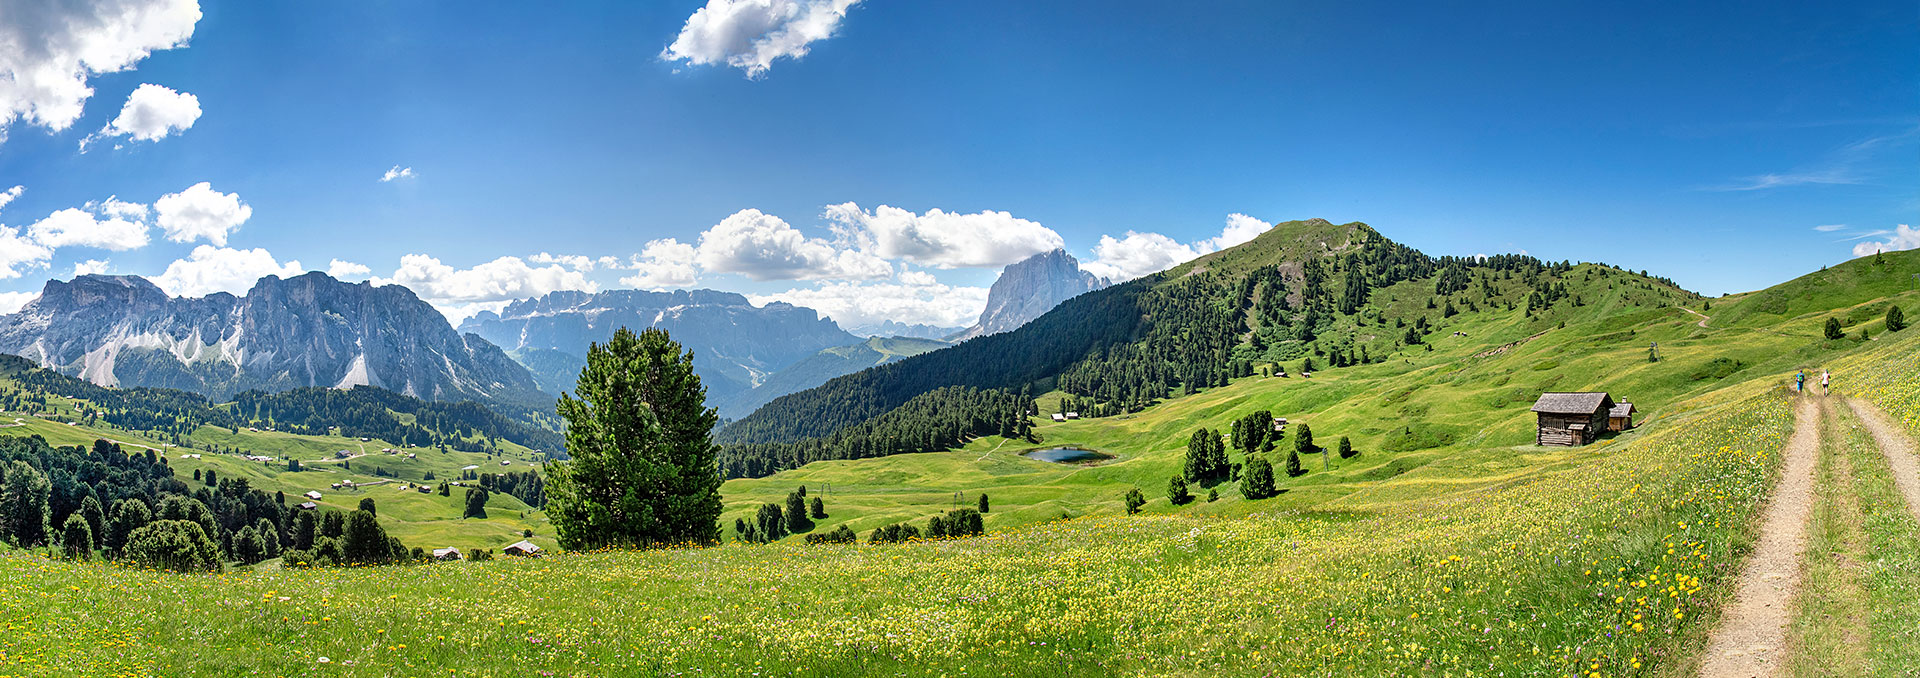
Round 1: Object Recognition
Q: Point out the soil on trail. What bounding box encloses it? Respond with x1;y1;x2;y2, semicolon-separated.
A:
1842;398;1920;524
1698;396;1821;678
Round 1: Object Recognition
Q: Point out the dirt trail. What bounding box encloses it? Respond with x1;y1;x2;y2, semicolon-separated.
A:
1678;306;1712;328
1698;396;1821;678
1842;398;1920;524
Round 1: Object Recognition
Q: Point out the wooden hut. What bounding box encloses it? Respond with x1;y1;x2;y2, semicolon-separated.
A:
1608;403;1635;432
1530;392;1615;446
502;540;542;557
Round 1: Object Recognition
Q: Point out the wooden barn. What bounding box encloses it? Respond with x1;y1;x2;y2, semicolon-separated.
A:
1530;392;1615;446
1608;403;1635;432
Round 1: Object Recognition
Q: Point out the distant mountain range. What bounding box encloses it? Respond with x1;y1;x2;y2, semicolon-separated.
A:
844;320;964;340
713;335;948;420
0;273;546;407
952;249;1109;341
458;289;858;402
0;249;1117;424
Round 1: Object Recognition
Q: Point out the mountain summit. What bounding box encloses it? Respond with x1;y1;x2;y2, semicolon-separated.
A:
0;272;546;407
953;249;1109;341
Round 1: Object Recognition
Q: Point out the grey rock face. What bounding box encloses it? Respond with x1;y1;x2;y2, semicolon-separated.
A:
954;249;1109;341
0;273;546;407
458;289;858;400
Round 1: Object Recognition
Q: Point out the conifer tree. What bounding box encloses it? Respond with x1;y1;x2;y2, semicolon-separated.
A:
1241;455;1276;499
1;460;51;547
1123;487;1146;514
1286;448;1304;477
1824;317;1843;340
61;513;92;559
548;327;723;550
463;488;489;519
785;489;811;533
978;493;989;513
1167;476;1191;505
1888;305;1907;333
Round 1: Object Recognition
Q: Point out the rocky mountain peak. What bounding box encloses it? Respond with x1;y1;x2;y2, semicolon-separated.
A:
954;249;1110;340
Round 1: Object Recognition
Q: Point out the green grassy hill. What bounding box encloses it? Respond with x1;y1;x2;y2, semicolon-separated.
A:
2;226;1915;675
716;251;1914;540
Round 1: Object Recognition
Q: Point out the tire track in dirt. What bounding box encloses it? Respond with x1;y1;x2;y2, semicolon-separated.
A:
1842;398;1920;525
1698;396;1821;678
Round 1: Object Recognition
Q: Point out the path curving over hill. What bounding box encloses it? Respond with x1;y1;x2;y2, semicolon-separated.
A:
1698;396;1821;678
1842;398;1920;524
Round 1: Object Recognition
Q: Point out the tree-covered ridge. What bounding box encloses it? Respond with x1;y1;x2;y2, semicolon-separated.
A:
720;385;1032;479
720;219;1698;446
0;354;564;458
231;387;565;457
0;435;415;571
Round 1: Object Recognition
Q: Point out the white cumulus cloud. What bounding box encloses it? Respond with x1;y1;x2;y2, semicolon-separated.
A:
0;291;38;314
376;254;598;323
0;226;53;279
325;259;370;280
750;276;989;330
662;0;861;78
1080;231;1198;282
84;82;199;148
696;208;890;281
1082;213;1273;281
154;181;251;245
0;185;22;214
380;165;415;182
823;202;1065;269
0;0;201;140
26;207;150;250
152;245;303;297
619;238;699;289
71;259;110;277
1853;224;1920;258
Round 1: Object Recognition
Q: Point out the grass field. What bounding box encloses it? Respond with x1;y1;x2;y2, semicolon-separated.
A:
0;250;1915;675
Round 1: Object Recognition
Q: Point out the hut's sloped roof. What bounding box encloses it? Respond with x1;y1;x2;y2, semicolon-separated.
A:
1531;392;1612;414
1609;403;1635;417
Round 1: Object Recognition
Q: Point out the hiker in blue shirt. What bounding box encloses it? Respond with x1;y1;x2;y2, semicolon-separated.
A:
1794;370;1805;393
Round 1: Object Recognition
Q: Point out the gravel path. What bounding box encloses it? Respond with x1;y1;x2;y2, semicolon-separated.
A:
1843;398;1920;524
1698;396;1821;678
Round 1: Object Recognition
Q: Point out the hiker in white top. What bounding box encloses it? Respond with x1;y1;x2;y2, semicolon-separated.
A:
1821;369;1830;395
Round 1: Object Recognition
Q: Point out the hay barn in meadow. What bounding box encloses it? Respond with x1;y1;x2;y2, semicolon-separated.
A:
1530;392;1615;446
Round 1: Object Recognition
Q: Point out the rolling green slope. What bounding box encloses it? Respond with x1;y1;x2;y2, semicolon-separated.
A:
3;229;1915;675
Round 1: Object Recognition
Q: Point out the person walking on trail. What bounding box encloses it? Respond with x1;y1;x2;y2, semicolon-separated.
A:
1821;369;1831;395
1795;370;1806;393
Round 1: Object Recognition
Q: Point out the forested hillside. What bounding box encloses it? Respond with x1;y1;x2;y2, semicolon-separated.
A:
716;219;1697;477
0;354;564;457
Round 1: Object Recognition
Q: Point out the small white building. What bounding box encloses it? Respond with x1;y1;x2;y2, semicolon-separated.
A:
1050;413;1066;422
1064;412;1080;420
304;490;323;500
432;547;463;561
502;540;542;557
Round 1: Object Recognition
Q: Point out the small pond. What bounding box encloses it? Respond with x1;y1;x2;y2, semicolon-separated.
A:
1023;447;1114;464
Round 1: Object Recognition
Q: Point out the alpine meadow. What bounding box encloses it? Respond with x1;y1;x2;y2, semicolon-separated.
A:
0;1;1914;676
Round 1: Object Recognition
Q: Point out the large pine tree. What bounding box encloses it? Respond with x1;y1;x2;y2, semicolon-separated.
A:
548;327;724;549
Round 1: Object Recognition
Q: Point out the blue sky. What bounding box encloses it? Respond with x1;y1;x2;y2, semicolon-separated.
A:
0;0;1914;329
